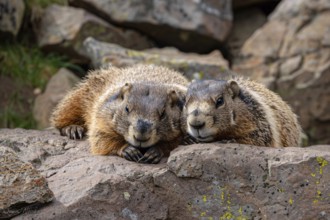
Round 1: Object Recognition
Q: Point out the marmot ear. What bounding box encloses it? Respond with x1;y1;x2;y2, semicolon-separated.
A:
168;90;185;110
119;83;132;99
228;80;240;98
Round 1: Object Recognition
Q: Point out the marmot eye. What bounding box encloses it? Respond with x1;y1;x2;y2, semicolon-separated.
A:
216;97;224;108
125;106;129;113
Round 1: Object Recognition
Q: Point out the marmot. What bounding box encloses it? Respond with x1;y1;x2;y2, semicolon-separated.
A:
182;77;302;147
51;65;188;163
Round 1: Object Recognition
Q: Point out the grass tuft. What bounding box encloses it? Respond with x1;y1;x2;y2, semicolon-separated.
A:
0;43;72;89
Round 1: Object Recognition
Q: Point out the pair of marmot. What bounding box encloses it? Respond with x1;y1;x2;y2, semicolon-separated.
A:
51;65;302;164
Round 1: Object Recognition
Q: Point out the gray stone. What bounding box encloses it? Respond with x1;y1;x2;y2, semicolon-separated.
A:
233;0;280;9
0;0;25;38
69;0;233;53
233;0;330;145
227;7;266;59
33;68;80;129
83;37;230;80
0;146;53;219
37;4;153;64
0;129;329;219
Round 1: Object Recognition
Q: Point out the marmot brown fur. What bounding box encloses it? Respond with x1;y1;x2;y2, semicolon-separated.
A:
51;65;188;163
183;77;302;147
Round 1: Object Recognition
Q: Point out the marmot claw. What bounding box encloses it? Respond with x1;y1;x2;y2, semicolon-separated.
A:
61;125;85;140
122;145;143;162
138;146;163;164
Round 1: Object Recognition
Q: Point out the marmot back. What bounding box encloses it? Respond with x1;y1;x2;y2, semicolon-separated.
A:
51;65;189;163
183;77;302;147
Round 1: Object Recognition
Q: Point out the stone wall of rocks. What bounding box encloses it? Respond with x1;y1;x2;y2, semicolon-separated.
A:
0;129;329;219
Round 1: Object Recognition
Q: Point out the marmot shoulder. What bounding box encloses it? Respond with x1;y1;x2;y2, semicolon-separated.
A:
183;77;302;147
51;64;189;163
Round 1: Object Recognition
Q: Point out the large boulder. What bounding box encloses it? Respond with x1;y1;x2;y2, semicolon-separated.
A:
0;0;25;38
227;7;266;59
33;68;80;129
0;146;53;219
233;0;330;145
69;0;233;53
0;129;329;219
37;4;154;64
83;37;229;80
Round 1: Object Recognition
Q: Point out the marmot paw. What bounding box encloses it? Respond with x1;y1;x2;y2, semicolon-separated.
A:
60;125;85;140
138;146;164;164
122;145;143;162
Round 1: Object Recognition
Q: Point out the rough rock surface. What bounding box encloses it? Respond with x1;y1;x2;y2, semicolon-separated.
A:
33;68;80;129
69;0;232;53
233;0;330;145
84;37;230;80
227;7;266;59
233;0;280;8
0;129;329;219
37;4;153;64
0;146;53;219
0;0;25;38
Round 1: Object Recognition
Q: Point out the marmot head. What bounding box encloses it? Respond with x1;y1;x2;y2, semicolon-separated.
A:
183;80;240;142
99;82;186;148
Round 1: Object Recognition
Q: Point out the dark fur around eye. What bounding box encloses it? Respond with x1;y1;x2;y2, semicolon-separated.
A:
216;97;224;108
160;109;166;120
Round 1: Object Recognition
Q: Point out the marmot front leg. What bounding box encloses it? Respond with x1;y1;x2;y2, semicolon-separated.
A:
122;145;144;162
90;131;127;156
51;87;87;139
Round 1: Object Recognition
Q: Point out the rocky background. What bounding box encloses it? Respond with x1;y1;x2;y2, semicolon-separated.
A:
1;0;329;145
1;0;330;219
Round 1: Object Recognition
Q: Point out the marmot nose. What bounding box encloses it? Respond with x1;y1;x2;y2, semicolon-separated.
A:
136;119;152;134
189;122;205;130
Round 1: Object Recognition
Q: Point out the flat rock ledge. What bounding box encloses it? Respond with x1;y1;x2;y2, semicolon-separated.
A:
0;129;329;219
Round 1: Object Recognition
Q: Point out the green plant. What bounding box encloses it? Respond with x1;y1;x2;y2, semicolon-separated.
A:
0;43;72;89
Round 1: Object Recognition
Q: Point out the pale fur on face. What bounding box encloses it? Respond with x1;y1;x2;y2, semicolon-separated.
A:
184;80;238;142
96;82;185;148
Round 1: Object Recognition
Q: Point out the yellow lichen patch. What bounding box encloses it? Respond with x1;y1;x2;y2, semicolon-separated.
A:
123;192;130;200
220;211;233;220
203;195;207;203
316;157;328;175
311;173;316;177
200;211;206;217
289;198;294;205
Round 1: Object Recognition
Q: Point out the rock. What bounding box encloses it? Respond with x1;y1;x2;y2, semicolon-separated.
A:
0;129;329;219
233;0;330;145
0;0;25;38
83;37;230;80
0;146;53;219
233;0;280;9
69;0;233;53
37;4;153;64
227;7;266;59
33;68;80;129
